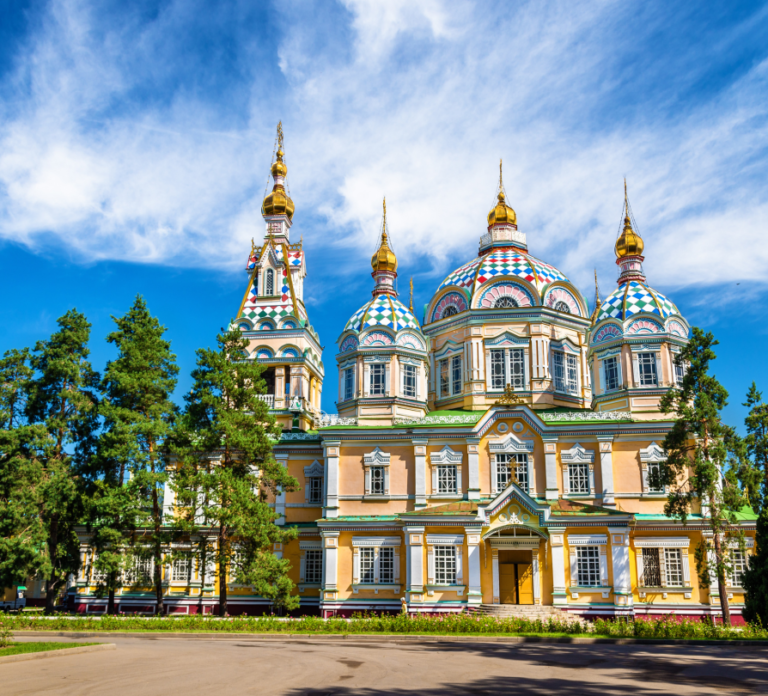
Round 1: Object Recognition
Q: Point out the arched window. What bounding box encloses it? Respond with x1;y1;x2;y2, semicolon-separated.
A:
265;269;275;296
282;321;296;329
554;301;570;313
441;305;459;318
494;296;519;308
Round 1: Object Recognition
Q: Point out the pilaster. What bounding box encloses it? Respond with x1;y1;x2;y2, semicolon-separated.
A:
323;440;341;519
405;526;425;604
466;527;483;605
597;436;615;507
543;435;559;501
320;531;339;612
467;437;481;500
550;528;567;606
610;528;633;611
412;439;428;509
274;453;289;525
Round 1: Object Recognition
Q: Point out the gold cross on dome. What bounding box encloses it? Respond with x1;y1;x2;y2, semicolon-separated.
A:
494;383;523;406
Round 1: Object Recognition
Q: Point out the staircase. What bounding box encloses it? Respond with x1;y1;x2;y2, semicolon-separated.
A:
472;604;581;623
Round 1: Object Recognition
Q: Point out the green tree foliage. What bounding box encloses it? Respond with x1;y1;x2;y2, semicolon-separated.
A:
172;327;298;616
656;327;747;626
741;384;768;625
90;297;179;615
0;349;51;589
21;311;100;612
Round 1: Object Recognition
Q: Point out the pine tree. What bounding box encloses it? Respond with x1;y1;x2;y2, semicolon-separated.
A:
25;310;100;613
741;383;768;625
657;327;747;626
0;349;51;589
172;327;299;616
91;296;179;615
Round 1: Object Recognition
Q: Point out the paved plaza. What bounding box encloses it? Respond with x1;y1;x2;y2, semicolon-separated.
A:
4;635;768;695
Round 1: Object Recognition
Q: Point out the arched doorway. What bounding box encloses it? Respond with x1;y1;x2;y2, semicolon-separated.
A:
484;526;546;605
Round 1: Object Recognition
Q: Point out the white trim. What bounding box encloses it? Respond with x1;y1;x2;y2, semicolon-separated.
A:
568;534;608;546
634;537;690;549
364;447;391;466
489;433;535;454
560;443;595;463
299;541;322;550
426;534;464;545
352;536;402;547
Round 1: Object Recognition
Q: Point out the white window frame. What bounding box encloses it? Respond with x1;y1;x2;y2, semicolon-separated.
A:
561;443;595;496
729;548;748;589
369;363;386;396
494;453;529;493
489;434;535;495
552;349;579;395
635;537;692;590
632;348;661;388
400;361;419;399
567;535;609;589
640;442;666;494
299;540;323;587
171;554;191;586
437;354;462;399
303;461;324;505
430;445;463;497
264;269;275;296
601;354;621;392
364;448;391;497
352;537;401;588
487;347;526;391
671;348;686;386
343;366;355;401
426;535;464;589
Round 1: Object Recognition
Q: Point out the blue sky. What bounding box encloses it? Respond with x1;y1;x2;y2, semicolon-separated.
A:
0;0;767;428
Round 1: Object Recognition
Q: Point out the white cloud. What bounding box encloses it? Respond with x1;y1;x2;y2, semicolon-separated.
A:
0;0;767;304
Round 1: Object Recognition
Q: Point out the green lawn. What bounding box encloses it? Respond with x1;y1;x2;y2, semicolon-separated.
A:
0;642;98;657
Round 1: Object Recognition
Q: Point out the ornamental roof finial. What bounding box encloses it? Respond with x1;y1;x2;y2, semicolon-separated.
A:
409;277;414;312
615;178;644;259
371;197;397;273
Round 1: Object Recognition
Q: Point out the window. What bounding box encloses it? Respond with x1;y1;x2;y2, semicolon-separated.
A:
673;354;685;386
641;548;662;586
437;465;458;494
131;558;153;585
489;348;525;390
576;547;601;587
496;453;528;493
438;356;462;398
442;305;459;318
664;549;683;587
554;300;570;313
304;550;322;585
360;548;375;583
307;477;323;505
553;351;578;394
172;556;190;583
402;364;417;398
569;463;590;494
379;547;395;584
604;356;620;392
370;466;385;495
265;269;275;296
494;296;518;308
370;364;385;396
730;550;747;588
343;367;355;401
434;546;457;585
646;462;664;493
638;352;658;386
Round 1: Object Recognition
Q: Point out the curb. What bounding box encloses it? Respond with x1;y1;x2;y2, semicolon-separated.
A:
0;643;116;665
10;631;768;647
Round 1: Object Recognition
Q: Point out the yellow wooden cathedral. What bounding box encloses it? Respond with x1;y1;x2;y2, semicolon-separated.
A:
70;130;755;620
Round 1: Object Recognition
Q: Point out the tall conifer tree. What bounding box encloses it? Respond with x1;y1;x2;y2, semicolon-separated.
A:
657;328;747;626
741;384;768;624
25;310;100;612
172;327;298;616
92;297;178;614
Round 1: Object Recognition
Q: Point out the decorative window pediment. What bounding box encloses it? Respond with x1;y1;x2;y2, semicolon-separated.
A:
430;445;463;465
303;460;324;477
640;442;666;463
489;433;534;454
560;443;595;464
364;447;391;466
487;331;529;348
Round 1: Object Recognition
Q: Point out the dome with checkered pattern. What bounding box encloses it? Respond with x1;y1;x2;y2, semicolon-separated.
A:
344;295;421;334
595;280;680;323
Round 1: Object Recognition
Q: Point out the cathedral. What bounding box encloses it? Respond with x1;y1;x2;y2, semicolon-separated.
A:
71;128;755;619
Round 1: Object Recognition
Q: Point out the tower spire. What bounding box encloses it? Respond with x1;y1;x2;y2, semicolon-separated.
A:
370;197;398;297
615;179;646;285
409;277;414;312
261;121;295;233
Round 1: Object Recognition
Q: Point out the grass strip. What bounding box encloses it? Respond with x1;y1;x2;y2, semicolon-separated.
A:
0;642;98;657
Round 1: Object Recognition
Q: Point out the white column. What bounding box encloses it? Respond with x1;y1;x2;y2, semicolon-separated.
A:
413;439;428;509
323;440;341;519
467;437;481;500
405;526;425;604
532;546;541;605
491;548;500;604
466;528;483;606
274;453;288;525
543;436;559;501
597;436;615;507
610;528;633;610
550;528;567;605
320;531;339;617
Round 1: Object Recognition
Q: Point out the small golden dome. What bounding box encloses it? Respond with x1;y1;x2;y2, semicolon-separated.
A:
262;185;295;219
487;190;517;226
371;230;398;272
271;148;287;178
615;213;644;258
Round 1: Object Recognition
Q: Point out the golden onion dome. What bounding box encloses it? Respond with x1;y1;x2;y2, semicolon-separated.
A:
615;214;644;258
487;191;517;226
271;148;287;178
371;230;398;272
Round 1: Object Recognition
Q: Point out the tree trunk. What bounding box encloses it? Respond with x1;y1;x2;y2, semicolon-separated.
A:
712;529;732;626
44;516;59;614
108;584;116;615
152;486;164;616
218;526;227;617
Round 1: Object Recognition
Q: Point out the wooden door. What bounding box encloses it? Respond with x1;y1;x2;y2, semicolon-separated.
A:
517;562;534;605
499;563;517;604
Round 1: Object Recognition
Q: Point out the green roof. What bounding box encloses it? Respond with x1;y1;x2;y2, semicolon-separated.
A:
549;499;630;517
401;502;479;516
319;410;486;431
318;515;400;523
